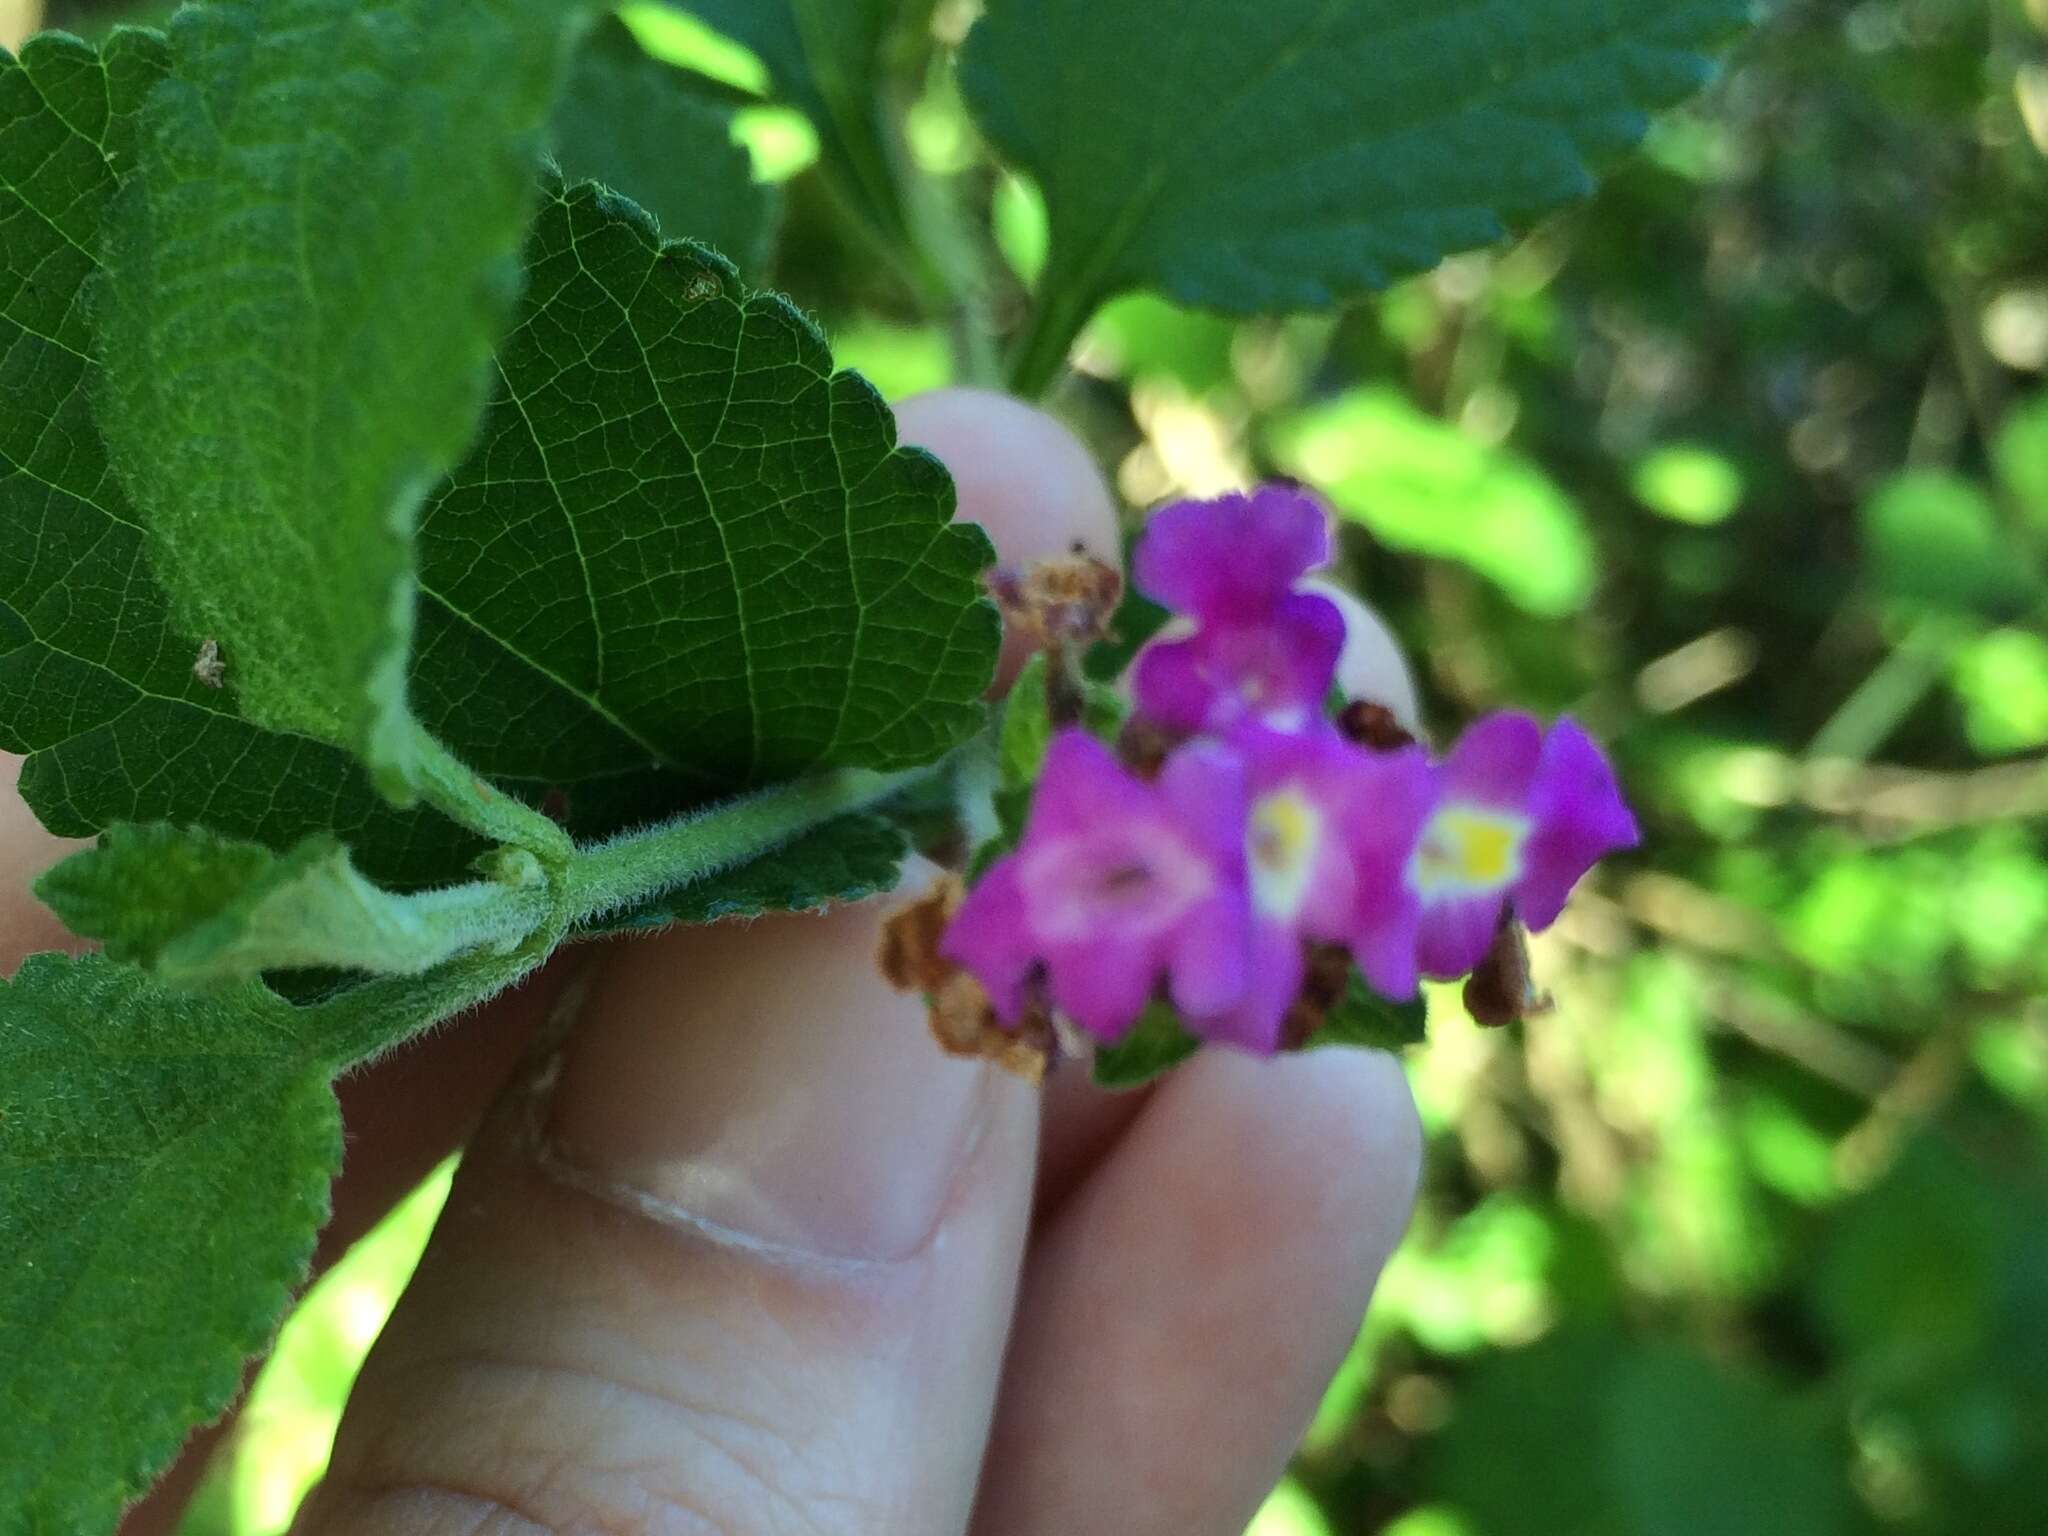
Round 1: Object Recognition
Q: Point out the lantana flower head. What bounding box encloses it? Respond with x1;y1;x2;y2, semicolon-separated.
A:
940;730;1251;1042
1131;485;1347;733
1411;712;1640;979
926;480;1642;1072
1187;722;1437;1053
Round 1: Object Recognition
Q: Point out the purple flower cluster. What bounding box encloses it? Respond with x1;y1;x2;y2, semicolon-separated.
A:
944;485;1639;1055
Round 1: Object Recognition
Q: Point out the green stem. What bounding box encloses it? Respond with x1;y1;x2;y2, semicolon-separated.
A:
411;727;574;865
1808;615;1969;763
562;764;925;921
1007;272;1100;398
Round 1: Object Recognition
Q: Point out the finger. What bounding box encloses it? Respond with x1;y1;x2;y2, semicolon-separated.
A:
297;389;1119;1535
899;385;1123;691
0;755;86;967
1309;578;1425;735
975;1048;1423;1536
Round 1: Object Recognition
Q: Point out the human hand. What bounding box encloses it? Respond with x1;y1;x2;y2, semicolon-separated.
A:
39;389;1422;1535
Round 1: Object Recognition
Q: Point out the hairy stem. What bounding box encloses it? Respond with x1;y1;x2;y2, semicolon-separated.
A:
561;764;927;922
411;727;575;865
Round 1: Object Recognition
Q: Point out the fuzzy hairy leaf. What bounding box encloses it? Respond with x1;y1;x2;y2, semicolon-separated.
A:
37;822;548;982
410;180;999;816
0;31;479;886
0;955;346;1530
552;13;778;272
0;940;542;1530
97;0;589;798
963;0;1750;348
659;0;909;240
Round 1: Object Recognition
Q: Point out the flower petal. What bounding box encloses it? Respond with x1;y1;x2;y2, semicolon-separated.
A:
1157;738;1252;873
940;860;1035;1021
1515;717;1640;930
1133;484;1332;621
1132;594;1345;733
1345;745;1437;997
1130;635;1215;732
1440;711;1545;811
1044;935;1163;1042
1415;887;1508;980
1189;920;1303;1055
1168;889;1252;1018
1028;728;1154;837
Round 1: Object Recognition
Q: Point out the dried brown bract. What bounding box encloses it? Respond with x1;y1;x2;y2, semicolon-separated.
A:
880;876;1053;1084
1280;941;1355;1049
985;547;1123;655
1115;712;1185;780
1337;699;1417;751
1462;915;1553;1027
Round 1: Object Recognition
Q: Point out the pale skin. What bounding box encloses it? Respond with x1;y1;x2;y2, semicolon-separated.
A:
4;389;1424;1536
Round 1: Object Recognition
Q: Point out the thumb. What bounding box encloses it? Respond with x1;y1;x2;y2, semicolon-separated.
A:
296;389;1119;1536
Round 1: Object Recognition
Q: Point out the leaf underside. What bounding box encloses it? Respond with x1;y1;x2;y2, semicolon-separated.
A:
4;37;996;907
36;821;533;982
96;0;589;796
961;0;1752;315
0;954;344;1531
0;29;483;887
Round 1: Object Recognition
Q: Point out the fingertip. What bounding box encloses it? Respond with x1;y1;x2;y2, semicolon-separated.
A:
896;387;1120;572
1187;1046;1423;1283
1303;580;1425;736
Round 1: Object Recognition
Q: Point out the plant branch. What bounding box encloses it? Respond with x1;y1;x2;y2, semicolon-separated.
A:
561;763;927;923
411;726;574;865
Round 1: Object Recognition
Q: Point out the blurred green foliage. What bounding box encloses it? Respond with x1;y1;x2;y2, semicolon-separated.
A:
156;0;2048;1531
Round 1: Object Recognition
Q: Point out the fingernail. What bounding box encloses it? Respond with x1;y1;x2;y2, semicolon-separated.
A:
546;899;999;1262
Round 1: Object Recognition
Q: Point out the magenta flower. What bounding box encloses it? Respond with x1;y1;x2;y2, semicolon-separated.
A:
1183;724;1436;1052
1131;485;1347;732
1410;713;1639;980
941;730;1251;1042
1134;483;1333;622
1133;593;1347;734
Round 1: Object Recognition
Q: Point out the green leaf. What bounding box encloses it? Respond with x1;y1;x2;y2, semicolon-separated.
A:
1861;470;2042;617
36;823;549;983
1270;387;1596;615
409;180;1000;812
660;0;911;244
963;0;1750;389
0;955;347;1529
599;811;908;931
0;31;479;886
1309;972;1428;1053
551;13;778;272
999;653;1056;791
1632;443;1745;526
1950;627;2048;756
1437;1329;1853;1536
1992;389;2048;543
1092;1000;1202;1090
96;0;588;799
1602;1347;1853;1536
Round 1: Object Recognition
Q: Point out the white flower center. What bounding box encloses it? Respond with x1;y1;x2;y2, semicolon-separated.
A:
1409;804;1529;900
1249;786;1322;921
